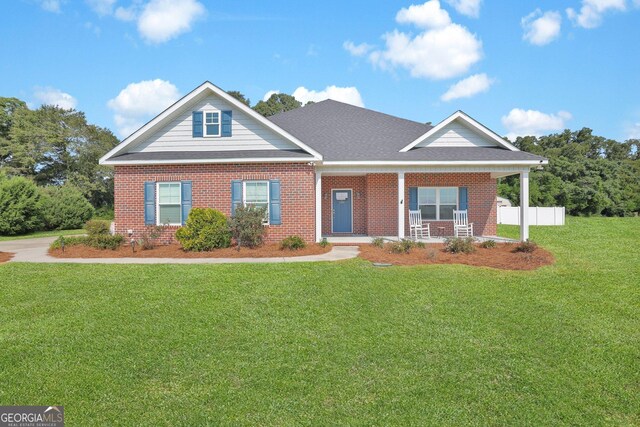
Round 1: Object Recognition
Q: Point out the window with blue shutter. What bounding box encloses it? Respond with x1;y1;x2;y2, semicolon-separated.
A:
269;180;281;225
192;111;203;137
231;180;242;216
409;187;418;211
144;182;155;225
181;181;192;225
221;110;232;137
459;187;468;211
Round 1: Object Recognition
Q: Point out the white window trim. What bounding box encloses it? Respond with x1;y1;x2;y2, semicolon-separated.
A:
156;182;182;226
242;180;270;225
204;110;221;137
418;187;458;221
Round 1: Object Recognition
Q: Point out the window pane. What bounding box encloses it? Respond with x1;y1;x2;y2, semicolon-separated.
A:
440;188;457;205
245;182;268;203
159;183;180;204
440;204;456;220
205;112;219;124
206;124;219;135
159;205;181;224
420;205;436;220
418;188;436;205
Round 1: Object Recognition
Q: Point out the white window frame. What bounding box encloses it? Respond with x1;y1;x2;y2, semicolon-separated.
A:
204;110;221;137
156;182;182;226
242;180;270;225
418;187;458;221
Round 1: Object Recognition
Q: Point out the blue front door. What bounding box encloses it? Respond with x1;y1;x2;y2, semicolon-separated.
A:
332;189;353;233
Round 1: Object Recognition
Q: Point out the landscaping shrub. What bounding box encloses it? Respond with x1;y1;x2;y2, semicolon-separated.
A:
138;225;166;250
39;184;94;230
319;238;330;248
444;237;476;254
84;220;110;236
0;175;42;235
50;236;87;249
514;239;538;253
280;235;306;250
372;237;385;248
480;239;497;249
50;234;124;250
228;205;266;248
388;239;416;254
176;208;231;251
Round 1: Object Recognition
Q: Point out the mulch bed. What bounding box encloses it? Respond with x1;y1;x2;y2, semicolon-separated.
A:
48;243;332;259
358;243;554;270
0;252;14;264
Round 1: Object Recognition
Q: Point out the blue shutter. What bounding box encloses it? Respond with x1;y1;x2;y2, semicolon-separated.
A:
459;187;468;211
231;180;242;216
269;180;281;225
144;182;155;225
181;181;192;225
409;187;418;210
221;110;232;137
192;111;203;137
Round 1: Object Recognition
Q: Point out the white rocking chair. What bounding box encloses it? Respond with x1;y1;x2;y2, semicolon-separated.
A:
409;210;430;240
453;210;474;237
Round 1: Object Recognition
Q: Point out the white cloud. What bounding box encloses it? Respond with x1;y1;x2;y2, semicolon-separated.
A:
522;9;562;45
396;1;451;28
441;73;493;101
86;0;116;15
137;0;205;44
567;0;626;28
292;86;364;107
33;87;77;109
262;90;279;102
114;5;138;21
445;0;482;18
39;0;62;12
502;108;572;139
343;41;374;57
107;79;181;137
626;122;640;139
364;0;482;80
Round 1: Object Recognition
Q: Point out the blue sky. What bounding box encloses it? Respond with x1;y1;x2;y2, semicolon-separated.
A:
1;0;639;141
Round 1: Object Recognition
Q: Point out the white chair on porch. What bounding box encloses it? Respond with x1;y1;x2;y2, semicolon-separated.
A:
453;210;474;237
409;210;430;240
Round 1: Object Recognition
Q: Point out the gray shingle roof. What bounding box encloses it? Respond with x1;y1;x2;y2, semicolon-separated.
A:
108;149;314;162
269;100;546;163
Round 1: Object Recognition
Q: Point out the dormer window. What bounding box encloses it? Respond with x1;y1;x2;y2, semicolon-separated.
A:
205;111;220;137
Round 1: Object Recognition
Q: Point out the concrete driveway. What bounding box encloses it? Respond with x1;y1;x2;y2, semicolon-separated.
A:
0;237;359;264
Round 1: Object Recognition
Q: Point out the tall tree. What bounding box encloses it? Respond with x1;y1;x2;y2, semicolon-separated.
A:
253;93;302;117
227;90;250;107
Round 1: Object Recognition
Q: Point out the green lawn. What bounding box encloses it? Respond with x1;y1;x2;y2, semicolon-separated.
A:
0;228;85;242
0;217;638;425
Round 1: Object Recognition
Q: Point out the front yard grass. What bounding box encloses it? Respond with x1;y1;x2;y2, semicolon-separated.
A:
0;228;84;242
0;217;638;425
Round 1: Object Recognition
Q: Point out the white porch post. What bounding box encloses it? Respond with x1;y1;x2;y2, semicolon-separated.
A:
315;171;322;243
398;172;405;239
520;170;529;241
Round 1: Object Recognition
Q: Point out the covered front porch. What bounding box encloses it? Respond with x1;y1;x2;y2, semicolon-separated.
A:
315;168;532;243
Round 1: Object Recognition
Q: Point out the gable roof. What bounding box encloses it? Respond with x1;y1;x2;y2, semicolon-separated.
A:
269;99;432;162
400;110;518;152
99;81;322;165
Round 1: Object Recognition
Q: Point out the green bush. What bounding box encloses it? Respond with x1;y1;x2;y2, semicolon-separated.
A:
280;235;306;250
228;205;266;249
176;208;231;251
372;237;385;248
387;239;417;254
0;175;43;235
138;225;166;250
319;238;330;248
444;237;476;254
479;239;497;249
84;220;111;236
40;184;94;230
514;239;538;253
50;234;124;250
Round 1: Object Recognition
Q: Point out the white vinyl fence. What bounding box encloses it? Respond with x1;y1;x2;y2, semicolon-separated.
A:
497;206;565;226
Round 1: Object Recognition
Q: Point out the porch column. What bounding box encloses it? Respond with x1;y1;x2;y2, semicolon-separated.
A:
315;171;322;242
398;172;405;239
520;170;529;241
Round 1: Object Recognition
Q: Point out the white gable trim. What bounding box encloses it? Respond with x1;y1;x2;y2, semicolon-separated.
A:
100;81;323;164
400;111;518;153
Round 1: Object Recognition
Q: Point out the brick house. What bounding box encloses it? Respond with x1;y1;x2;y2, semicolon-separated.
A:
100;81;546;243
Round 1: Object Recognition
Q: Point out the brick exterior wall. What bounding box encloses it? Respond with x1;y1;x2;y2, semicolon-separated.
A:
321;176;367;235
113;163;316;243
366;174;398;236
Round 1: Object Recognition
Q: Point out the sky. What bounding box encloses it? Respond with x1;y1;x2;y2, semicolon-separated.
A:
1;0;639;142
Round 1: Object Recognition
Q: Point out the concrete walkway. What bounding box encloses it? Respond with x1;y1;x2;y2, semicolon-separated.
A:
0;236;359;264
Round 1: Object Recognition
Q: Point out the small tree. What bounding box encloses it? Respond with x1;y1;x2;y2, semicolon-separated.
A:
39;184;94;230
228;205;266;249
0;174;42;235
